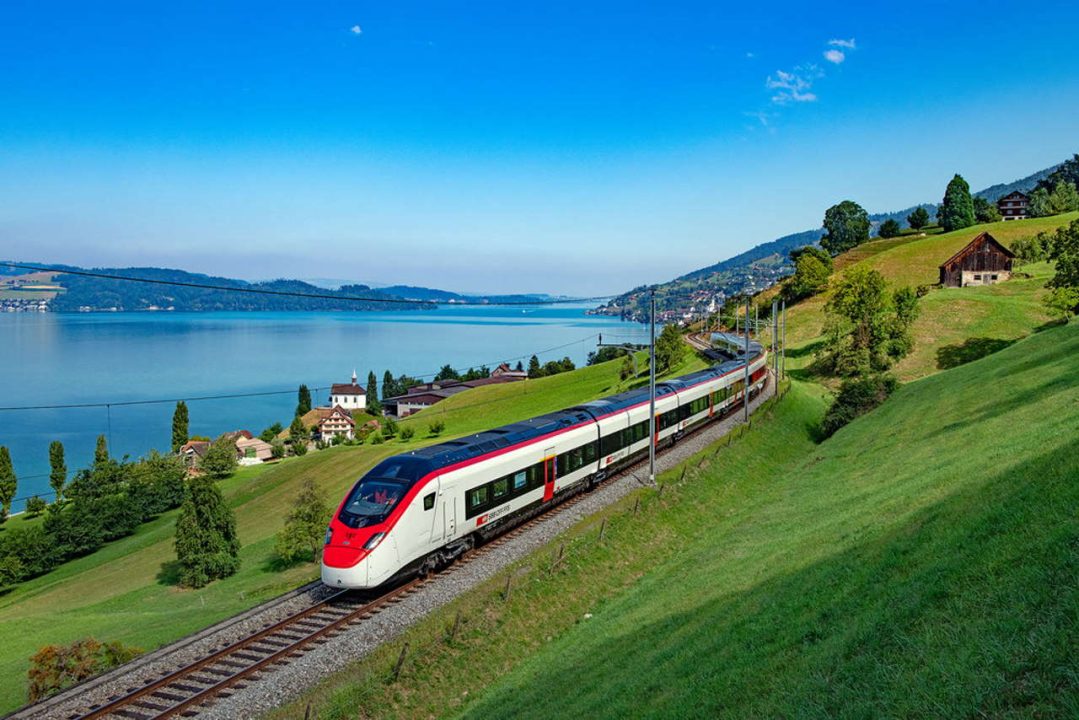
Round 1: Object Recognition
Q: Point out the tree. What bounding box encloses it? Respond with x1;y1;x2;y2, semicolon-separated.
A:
259;422;283;443
381;417;399;439
654;324;686;372
819;374;899;439
170;401;189;453
24;496;47;518
783;247;833;302
620;354;636;381
821;200;871;256
1049;181;1079;215
973;196;1001;224
0;447;15;524
1044;219;1079;318
878;219;901;238
288;416;309;456
274;478;330;563
514;360;524;372
399;426;415;442
174;476;240;588
382;370;398;400
434;364;459;382
428;419;446;436
366;371;381;414
939;174;975;232
94;435;109;466
296;384;312;417
1028;187;1052;218
527;355;543;379
907;207;930;230
199;436;238;479
48;441;67;504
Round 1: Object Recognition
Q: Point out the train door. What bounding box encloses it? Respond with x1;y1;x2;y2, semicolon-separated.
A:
543;448;556;502
443;487;456;540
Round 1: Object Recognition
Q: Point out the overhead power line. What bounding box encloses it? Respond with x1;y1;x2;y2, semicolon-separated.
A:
0;333;607;412
1;262;615;306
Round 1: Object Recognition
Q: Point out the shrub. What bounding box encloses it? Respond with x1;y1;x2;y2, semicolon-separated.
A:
199;436;238;479
428;419;446;436
381;417;399;439
399;426;416;442
24;496;48;518
370;433;384;445
274;478;330;564
271;441;286;459
819;374;899;439
28;638;141;702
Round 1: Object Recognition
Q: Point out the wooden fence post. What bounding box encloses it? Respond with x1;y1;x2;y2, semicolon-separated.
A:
448;610;462;643
392;641;409;682
502;574;513;601
598;517;607;542
632;497;640;516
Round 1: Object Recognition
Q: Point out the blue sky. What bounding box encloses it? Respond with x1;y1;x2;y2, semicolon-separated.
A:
1;1;1078;295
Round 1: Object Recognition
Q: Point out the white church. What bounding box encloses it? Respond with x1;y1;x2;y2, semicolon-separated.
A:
328;370;367;410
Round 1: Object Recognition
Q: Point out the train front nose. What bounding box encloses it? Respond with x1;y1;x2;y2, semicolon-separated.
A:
321;537;372;588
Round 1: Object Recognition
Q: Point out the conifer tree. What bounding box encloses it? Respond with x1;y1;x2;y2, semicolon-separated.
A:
94;435;109;466
48;440;67;504
907;207;930;230
295;384;312;417
174;476;240;588
274;478;330;563
939;174;976;232
0;447;16;524
366;371;381;414
171;401;189;453
527;354;543;378
382;370;397;400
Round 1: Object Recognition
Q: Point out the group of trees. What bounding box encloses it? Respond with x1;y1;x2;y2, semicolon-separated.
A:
381;370;423;401
527;355;576;379
1015;219;1079;318
1028;154;1079;218
0;439;189;588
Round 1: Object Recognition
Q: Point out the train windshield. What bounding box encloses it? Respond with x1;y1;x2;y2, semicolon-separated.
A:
339;479;408;527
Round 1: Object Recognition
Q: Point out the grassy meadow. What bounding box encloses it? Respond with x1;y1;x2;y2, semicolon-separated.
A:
0;350;705;712
279;310;1079;720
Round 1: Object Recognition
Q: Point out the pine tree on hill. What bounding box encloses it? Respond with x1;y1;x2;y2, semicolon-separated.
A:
171;401;189;453
174;476;240;588
939;174;976;232
907;207;930;230
366;371;381;414
296;384;312;417
0;447;16;524
94;435;109;466
49;440;67;504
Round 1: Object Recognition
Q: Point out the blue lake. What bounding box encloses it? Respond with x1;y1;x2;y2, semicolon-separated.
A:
0;306;647;510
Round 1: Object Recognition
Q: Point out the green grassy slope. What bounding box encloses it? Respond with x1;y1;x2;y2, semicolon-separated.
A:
0;350;705;712
764;213;1077;381
452;314;1079;719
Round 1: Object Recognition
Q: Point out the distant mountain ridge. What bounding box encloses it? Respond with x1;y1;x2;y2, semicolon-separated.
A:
595;161;1060;321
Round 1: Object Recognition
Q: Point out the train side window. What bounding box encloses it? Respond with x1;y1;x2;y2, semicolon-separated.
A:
513;470;527;491
467;486;488;510
423;492;435;511
493;477;509;499
583;441;597;465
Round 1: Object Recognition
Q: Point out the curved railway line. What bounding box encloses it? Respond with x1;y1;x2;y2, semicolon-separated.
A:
48;361;771;720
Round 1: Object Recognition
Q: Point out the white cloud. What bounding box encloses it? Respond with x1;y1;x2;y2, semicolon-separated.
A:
745;51;755;59
765;67;820;104
823;48;845;64
828;38;856;49
350;25;363;35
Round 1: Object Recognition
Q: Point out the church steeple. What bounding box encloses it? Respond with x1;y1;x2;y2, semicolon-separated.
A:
351;369;358;384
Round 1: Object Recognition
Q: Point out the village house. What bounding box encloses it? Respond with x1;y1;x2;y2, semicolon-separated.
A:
329;371;367;410
317;405;356;442
997;191;1029;221
491;362;528;380
235;436;275;465
178;440;210;469
939;232;1016;288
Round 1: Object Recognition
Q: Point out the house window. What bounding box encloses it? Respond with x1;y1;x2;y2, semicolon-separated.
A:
973;274;982;280
991;274;998;280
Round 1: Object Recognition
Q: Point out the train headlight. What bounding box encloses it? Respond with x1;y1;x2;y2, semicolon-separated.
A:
364;532;386;551
324;526;333;546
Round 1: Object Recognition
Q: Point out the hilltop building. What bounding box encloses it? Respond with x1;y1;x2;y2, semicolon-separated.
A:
329;371;367;410
997;191;1029;221
382;375;524;417
939;232;1015;288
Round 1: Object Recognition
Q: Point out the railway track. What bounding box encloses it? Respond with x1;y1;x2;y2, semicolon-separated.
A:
68;492;593;720
66;373;768;720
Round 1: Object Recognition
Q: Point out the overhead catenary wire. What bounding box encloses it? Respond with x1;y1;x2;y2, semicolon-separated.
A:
0;262;616;307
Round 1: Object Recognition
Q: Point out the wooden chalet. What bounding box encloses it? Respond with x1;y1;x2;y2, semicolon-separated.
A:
997;191;1029;220
939;232;1015;288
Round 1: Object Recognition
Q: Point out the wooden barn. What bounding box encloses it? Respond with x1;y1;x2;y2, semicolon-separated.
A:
939;232;1015;288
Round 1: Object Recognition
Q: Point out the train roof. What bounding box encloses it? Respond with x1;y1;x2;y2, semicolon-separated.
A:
572;383;677;416
384;407;594;479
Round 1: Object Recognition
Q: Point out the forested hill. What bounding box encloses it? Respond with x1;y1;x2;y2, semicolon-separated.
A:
29;266;431;312
595;161;1059;321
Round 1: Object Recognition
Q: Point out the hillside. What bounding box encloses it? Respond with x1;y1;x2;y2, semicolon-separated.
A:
278;319;1079;720
595;161;1061;323
0;348;707;713
764;212;1079;381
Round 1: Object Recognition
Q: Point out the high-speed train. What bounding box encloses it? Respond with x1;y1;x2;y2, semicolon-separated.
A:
322;337;768;589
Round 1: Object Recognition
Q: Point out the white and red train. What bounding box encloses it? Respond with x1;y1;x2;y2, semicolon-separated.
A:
322;336;768;589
